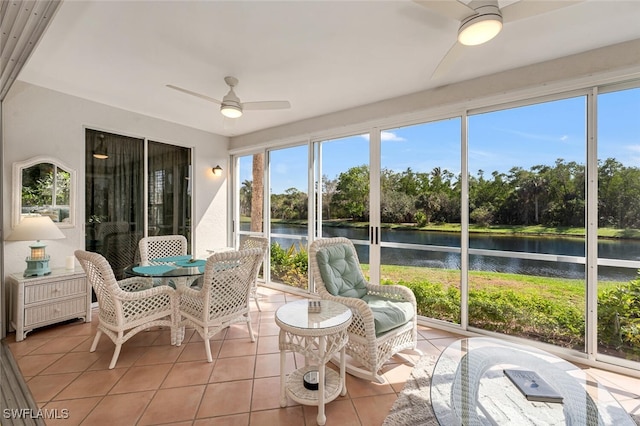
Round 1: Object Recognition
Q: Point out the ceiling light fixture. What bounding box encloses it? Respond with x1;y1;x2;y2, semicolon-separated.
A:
458;4;503;46
93;134;109;159
220;81;243;118
220;103;242;118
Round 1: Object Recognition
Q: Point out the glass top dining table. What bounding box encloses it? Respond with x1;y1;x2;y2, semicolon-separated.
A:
124;255;206;279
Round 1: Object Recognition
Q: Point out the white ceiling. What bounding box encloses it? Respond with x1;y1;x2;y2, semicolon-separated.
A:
16;0;640;137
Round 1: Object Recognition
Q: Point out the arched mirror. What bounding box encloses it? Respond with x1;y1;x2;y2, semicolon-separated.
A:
13;156;76;228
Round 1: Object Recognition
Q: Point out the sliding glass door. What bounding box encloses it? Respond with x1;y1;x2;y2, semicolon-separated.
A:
379;119;462;324
467;96;587;351
235;148;310;290
85;130;144;279
269;145;309;290
147;141;192;239
596;86;640;363
314;133;371;280
85;129;192;280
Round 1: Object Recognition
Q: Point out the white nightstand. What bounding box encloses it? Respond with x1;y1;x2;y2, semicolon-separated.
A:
8;268;91;341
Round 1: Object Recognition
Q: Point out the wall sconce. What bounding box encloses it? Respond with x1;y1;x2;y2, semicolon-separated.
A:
212;165;223;177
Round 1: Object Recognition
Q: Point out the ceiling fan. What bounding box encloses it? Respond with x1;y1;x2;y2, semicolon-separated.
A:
166;76;291;119
414;0;583;79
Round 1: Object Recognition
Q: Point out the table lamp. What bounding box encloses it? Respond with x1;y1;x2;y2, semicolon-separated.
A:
6;215;65;277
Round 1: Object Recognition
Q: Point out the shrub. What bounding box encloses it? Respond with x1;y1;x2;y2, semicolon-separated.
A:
598;275;640;357
270;242;308;288
401;280;460;322
470;206;494;226
414;211;428;227
399;275;640;356
396;279;584;349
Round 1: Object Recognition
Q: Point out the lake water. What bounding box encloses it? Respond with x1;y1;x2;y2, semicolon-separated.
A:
260;223;640;282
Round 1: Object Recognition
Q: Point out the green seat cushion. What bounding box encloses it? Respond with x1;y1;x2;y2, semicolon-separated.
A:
316;244;368;298
362;294;415;336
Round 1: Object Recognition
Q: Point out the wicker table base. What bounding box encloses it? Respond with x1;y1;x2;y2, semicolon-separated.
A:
276;299;352;426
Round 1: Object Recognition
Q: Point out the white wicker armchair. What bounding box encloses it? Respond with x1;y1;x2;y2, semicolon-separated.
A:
75;250;179;369
309;237;421;383
176;248;264;362
240;236;269;311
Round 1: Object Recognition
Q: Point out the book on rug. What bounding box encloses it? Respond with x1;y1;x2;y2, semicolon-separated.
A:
503;369;564;403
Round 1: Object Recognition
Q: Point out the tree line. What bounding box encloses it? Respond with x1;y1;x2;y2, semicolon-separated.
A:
240;158;640;230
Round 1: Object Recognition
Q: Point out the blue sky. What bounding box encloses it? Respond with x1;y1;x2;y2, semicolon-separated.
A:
241;88;639;194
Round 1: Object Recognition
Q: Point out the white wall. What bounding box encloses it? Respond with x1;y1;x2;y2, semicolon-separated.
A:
2;81;229;277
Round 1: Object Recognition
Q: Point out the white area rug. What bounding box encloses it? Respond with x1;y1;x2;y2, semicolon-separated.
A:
383;355;439;426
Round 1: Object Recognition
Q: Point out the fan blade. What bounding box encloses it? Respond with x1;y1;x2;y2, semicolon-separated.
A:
242;100;291;111
502;0;584;23
431;41;465;80
413;0;476;21
166;84;222;105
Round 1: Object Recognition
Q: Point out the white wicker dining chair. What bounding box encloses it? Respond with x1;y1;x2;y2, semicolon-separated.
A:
176;248;264;362
138;235;190;287
138;235;188;265
309;237;422;383
240;236;269;311
75;250;179;369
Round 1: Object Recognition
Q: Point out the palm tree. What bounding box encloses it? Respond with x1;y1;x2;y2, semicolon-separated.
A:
239;180;252;217
251;154;264;232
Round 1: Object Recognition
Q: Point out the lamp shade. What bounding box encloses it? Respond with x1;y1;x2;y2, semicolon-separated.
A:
6;215;65;241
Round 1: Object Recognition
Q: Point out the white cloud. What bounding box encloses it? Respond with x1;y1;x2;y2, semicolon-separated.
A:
468;149;495;158
360;131;405;142
381;131;405;142
626;144;640;153
498;127;571;142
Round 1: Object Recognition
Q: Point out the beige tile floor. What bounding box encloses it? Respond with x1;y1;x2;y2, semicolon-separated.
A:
5;287;640;425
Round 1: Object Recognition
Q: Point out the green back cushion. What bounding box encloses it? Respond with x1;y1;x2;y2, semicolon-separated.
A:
316;244;368;298
362;294;415;336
